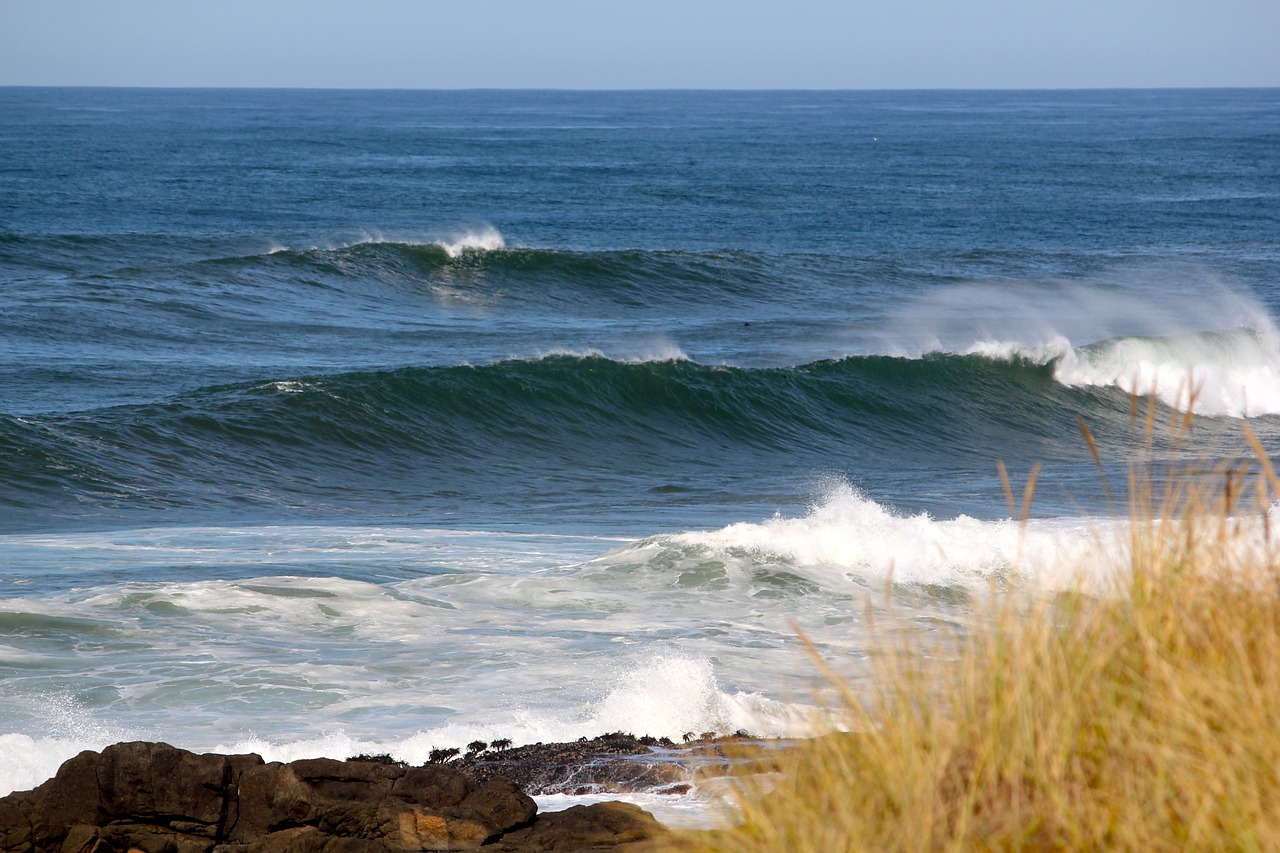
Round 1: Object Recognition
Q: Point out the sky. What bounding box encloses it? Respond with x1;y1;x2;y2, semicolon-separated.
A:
2;0;1278;90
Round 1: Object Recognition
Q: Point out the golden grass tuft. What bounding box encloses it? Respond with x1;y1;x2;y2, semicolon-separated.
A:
678;415;1280;852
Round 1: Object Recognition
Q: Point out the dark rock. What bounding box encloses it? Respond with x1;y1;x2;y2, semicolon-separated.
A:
0;740;680;852
0;788;36;851
346;754;406;768
653;785;691;796
227;756;536;849
452;734;687;797
491;803;667;853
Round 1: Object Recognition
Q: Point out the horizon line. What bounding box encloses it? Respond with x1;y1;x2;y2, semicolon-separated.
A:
2;83;1278;94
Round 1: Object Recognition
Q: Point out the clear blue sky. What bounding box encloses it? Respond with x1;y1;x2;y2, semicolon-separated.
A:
3;0;1277;89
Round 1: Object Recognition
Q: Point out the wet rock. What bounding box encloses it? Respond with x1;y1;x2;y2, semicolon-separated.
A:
452;734;688;796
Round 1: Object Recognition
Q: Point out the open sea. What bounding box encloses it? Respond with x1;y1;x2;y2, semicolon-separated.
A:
2;87;1279;817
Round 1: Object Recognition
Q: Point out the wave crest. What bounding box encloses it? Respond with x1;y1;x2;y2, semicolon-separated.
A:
434;226;506;258
595;481;1111;591
953;326;1280;418
268;225;506;258
601;481;1280;594
878;276;1280;418
1051;327;1280;417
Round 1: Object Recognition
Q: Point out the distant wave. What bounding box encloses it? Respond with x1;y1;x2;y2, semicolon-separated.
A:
229;236;784;312
267;225;506;259
528;343;691;364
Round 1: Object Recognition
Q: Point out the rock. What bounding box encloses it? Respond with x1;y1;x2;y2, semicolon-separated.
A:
230;757;536;850
489;803;667;852
453;734;688;797
13;742;258;852
0;741;676;852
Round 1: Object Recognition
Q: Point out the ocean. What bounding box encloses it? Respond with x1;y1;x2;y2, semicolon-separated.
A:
2;87;1279;818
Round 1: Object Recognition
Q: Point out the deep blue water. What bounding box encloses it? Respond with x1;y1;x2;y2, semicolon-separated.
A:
4;87;1278;534
1;87;1279;798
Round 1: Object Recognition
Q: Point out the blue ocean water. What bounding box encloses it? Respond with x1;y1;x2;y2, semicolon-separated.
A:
2;88;1279;805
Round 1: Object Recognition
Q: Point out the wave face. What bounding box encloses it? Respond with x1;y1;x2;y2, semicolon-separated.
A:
0;348;1217;530
4;335;1271;532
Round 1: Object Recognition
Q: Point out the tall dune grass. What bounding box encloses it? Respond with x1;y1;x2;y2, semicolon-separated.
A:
683;409;1280;852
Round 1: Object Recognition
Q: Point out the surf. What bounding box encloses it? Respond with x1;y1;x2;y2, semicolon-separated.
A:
874;274;1280;417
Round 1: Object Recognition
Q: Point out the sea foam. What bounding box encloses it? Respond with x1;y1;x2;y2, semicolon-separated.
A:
605;481;1110;592
880;274;1280;417
1051;326;1280;417
529;339;691;364
0;696;142;797
264;225;507;258
434;225;507;258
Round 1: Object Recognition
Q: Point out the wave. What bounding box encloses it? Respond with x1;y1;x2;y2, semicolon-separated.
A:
943;327;1280;418
211;249;1280;417
234;230;790;313
591;481;1114;592
530;343;692;364
593;479;1280;599
879;278;1280;417
267;225;507;259
1052;327;1280;417
3;346;1242;530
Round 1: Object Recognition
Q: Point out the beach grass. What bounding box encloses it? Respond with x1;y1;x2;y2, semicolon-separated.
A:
678;406;1280;852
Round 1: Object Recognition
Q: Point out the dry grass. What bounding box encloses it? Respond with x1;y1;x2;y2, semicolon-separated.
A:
679;411;1280;852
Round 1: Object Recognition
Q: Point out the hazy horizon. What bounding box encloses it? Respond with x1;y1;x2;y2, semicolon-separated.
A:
3;0;1277;90
3;84;1278;92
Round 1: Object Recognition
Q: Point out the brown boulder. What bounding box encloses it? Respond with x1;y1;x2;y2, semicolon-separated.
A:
0;743;541;852
490;802;668;852
0;741;679;852
228;756;535;850
14;742;261;851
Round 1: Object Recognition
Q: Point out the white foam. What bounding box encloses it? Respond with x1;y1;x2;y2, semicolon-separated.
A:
264;225;507;258
876;274;1280;417
962;335;1073;363
435;225;506;258
1052;326;1280;417
582;655;816;740
0;697;142;796
260;379;314;394
640;481;1107;591
630;484;1280;600
530;339;691;364
957;326;1280;417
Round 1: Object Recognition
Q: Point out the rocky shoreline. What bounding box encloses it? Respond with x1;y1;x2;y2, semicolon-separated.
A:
0;734;778;852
